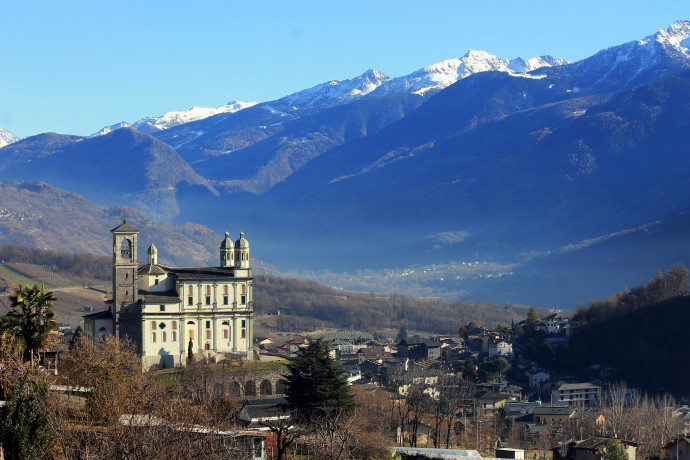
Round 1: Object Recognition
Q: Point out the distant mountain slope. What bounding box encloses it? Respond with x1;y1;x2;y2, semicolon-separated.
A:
0;128;215;221
0;181;221;267
263;72;690;234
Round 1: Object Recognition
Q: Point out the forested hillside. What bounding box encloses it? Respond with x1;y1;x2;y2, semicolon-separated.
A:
0;245;531;333
564;265;690;394
253;275;532;334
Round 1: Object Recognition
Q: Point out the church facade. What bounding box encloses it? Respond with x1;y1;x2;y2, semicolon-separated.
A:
85;220;255;369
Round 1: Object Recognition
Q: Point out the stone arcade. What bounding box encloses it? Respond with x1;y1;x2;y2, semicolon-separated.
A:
84;220;254;369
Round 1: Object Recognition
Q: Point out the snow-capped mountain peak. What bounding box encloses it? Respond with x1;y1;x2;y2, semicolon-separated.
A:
656;20;690;47
0;126;19;148
278;69;391;108
92;100;258;137
367;50;568;98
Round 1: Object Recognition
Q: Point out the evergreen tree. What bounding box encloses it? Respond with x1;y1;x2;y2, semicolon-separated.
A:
526;307;540;330
0;373;54;460
282;338;355;421
603;439;628;460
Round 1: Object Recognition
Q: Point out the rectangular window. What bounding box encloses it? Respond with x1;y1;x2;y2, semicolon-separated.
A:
206;321;211;328
189;330;194;340
154;279;159;285
151;321;157;330
223;295;228;305
172;321;177;330
188;296;193;306
241;329;246;339
151;332;156;343
206;330;211;340
172;331;177;342
162;331;167;342
160;305;165;312
241;320;246;327
223;329;229;339
241;295;246;304
205;296;211;305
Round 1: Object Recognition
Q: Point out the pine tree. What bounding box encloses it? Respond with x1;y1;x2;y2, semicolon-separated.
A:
281;338;355;421
603;439;628;460
526;307;540;329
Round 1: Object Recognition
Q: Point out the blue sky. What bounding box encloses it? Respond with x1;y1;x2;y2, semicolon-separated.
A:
2;1;689;138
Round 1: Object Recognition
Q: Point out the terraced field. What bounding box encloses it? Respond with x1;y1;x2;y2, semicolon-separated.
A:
0;263;109;327
8;262;82;288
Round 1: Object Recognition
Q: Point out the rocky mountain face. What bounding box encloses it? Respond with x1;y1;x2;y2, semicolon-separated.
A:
2;21;690;305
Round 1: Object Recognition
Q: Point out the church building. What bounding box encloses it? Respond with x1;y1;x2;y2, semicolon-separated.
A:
84;220;255;369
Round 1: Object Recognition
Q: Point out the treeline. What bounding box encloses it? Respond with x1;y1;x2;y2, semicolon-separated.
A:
0;245;111;283
253;275;531;335
573;263;688;325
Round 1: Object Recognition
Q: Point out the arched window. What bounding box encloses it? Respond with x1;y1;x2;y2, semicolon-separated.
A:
162;331;167;342
121;239;131;259
223;285;228;295
172;321;177;330
151;332;156;343
172;331;177;342
151;321;157;330
206;285;211;296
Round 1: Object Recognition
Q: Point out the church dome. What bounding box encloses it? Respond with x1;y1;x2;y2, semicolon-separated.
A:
220;232;234;249
235;231;249;249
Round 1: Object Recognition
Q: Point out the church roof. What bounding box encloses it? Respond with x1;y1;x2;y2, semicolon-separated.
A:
83;310;113;320
110;220;139;233
138;264;168;276
165;266;249;280
138;290;181;303
220;232;234;249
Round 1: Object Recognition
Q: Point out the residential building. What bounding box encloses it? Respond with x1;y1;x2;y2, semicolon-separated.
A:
488;341;513;359
664;436;690;460
533;406;576;425
551;383;602;406
553;437;637;460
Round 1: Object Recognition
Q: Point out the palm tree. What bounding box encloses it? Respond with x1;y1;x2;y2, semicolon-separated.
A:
8;284;57;366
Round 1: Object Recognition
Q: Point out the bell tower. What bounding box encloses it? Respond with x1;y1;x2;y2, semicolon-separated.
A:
110;220;141;346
